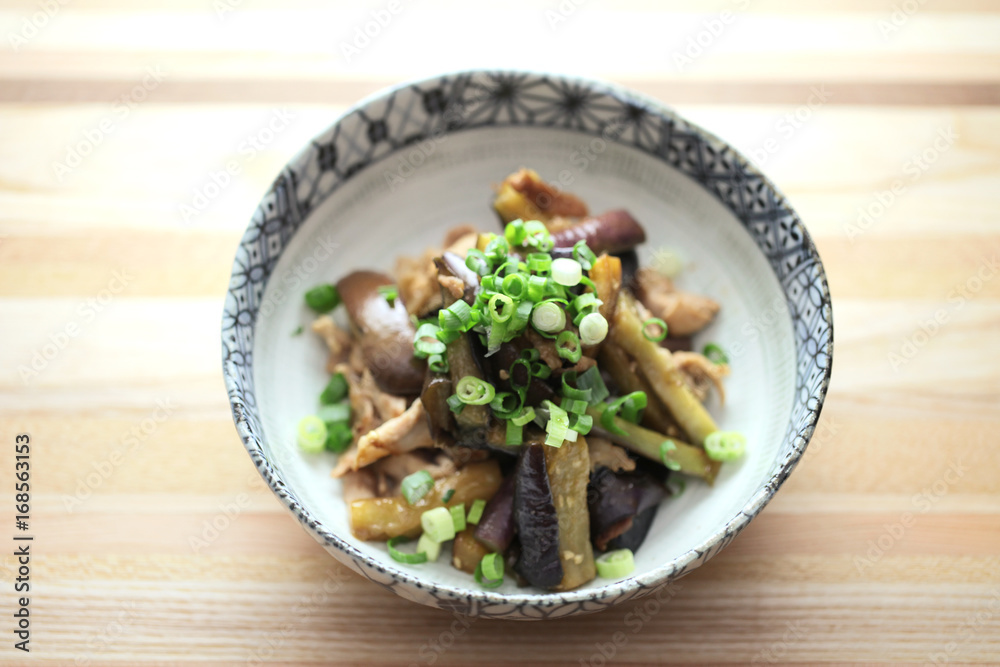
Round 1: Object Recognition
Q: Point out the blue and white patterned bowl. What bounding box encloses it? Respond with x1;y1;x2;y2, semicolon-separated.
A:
222;70;833;620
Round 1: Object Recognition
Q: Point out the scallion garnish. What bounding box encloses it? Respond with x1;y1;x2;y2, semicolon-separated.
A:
387;535;429;564
561;372;592;402
556;330;582;363
551;257;583;287
504;218;526;245
601;391;648;435
531;301;565;333
413;323;446;358
465;249;491;276
421;506;456;543
439;299;474;331
377;284;398;306
442;489;455;503
642;317;668;342
324;421;353;453
450;504;467;532
401;470;435;505
578;312;609;346
574;366;610;404
446;394;466;414
474;553;504;588
704;431;747;462
659;440;681;471
455;376;496;406
572;240;597;270
320;373;349;404
702;343;729;365
427;353;449;374
296;415;327;454
526;253;551;275
467;499;486;525
304;284;340;313
417;533;441;562
541;400;573;448
595;549;634;578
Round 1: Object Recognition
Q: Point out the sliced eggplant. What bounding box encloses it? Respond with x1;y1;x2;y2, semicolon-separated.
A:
513;444;563;589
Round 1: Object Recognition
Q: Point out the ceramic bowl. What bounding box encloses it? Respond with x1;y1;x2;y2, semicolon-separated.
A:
222;70;833;620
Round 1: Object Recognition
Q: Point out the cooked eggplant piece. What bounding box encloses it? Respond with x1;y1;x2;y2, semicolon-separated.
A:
551;210;647;257
543;435;596;591
587;466;664;552
607;504;658;553
435;251;480;304
493;168;589;224
337;270;425;395
453;527;491;574
421;371;454;441
513;444;563;589
474;472;516;553
349;460;502;541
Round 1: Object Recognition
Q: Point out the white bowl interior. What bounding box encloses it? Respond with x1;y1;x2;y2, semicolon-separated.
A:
252;125;796;593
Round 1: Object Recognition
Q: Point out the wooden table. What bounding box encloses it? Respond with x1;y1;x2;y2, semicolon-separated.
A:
2;1;999;664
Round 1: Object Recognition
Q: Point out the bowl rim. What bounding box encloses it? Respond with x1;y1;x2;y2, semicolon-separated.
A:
222;67;834;610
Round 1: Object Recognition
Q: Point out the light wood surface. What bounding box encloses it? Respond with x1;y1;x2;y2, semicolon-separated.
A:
2;1;999;665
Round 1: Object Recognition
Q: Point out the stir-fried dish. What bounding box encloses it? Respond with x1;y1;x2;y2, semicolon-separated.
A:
296;169;745;591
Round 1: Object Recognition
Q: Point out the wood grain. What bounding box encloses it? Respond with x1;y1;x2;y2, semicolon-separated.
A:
1;1;999;665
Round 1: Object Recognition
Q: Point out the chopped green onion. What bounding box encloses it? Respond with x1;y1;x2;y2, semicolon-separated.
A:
291;325;304;336
511;406;536;426
501;273;527;299
542;400;571;448
527;275;547;301
527;253;551;275
506;420;523;446
556;330;582;363
531;362;552;379
388;535;428;564
488;293;514;323
532;301;566;333
439;300;474;331
659;440;681;471
522;220;551;250
668;477;687;497
320;373;349;405
472;554;503;588
481;552;503;580
484;235;510;264
507;358;531;394
413;323;446;358
317;402;350;424
467;499;486;525
455;376;496;405
642;317;668;342
442;489;456;503
421;506;456;543
573;240;598;270
450;504;467;532
575;366;610;404
486;318;509;354
521;348;540;362
600;391;648;435
569;413;593;435
296;415;327;454
377;284;398;306
465;249;491;276
704;431;747;462
417;533;441;562
401;470;435;505
560;397;588;416
490;391;520;418
510;300;533;332
324;421;353;453
428;353;449;374
504;219;526;245
595;549;634;578
703;343;729;365
552;257;583;287
572;292;601;316
304;284;340;313
446;394;466;414
561;371;592;402
579;312;609;346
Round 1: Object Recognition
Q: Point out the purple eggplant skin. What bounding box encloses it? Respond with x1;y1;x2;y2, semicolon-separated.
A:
474;472;516;553
550;210;647;257
587;466;665;553
336;270;424;395
513;444;564;589
420;371;454;441
607;504;658;553
480;341;556;407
